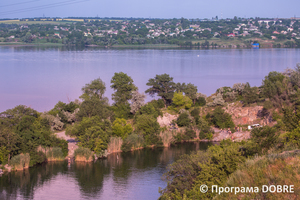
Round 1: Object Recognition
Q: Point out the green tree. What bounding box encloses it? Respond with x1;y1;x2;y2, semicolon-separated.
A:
176;112;191;127
262;71;292;108
112;118;133;139
145;74;176;107
111;72;137;104
77;98;113;120
183;83;198;104
242;82;259;105
67;116;111;153
0;127;18;163
80;78;106;101
135;114;160;145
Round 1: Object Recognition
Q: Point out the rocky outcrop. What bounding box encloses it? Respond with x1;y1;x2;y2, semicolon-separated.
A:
157;113;178;127
224;103;272;126
212;128;251;142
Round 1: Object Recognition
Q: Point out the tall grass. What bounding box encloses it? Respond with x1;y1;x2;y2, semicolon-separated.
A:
74;147;93;162
46;147;65;161
107;137;123;153
216;152;300;199
10;153;30;170
160;131;175;147
121;134;144;152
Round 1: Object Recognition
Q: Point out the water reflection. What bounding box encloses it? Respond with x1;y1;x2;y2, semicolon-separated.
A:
0;142;214;200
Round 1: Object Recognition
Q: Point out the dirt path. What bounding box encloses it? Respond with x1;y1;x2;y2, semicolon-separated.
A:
55;131;78;158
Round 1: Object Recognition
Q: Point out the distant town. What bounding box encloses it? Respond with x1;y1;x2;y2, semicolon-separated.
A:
0;17;300;48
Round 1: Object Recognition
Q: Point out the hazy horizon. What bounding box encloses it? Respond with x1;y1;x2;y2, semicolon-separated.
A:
0;0;299;20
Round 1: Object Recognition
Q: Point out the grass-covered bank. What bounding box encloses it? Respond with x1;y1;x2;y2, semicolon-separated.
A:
216;150;300;199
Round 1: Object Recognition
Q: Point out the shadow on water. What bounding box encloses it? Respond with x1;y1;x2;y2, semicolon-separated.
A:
0;142;215;200
0;161;69;200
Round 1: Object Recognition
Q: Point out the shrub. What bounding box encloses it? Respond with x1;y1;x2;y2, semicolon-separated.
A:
176;112;191;127
29;151;46;166
112;118;133;139
245;126;279;156
66;116;111;153
135;115;160;136
121;134;144;152
136;102;163;118
74;147;94;162
190;108;200;118
242;83;259;105
46;147;65;161
209;107;235;129
184;128;196;140
195;97;206;106
0;146;9;165
197;117;214;139
207;93;225;107
170;92;193;111
286;124;300;147
160;140;245;199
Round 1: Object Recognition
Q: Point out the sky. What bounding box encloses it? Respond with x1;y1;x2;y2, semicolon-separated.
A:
0;0;299;19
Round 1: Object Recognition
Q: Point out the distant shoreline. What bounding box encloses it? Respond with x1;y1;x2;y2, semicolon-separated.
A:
1;42;298;49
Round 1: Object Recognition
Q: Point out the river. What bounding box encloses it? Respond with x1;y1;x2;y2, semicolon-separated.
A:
1;46;300;112
0;142;214;200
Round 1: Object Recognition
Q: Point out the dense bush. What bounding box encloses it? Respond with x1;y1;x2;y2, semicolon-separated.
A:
66;116;112;153
135;114;160;145
242;83;259;105
195;97;206;106
160;140;245;199
184;128;196;140
29;151;46;166
77;98;113;121
0;146;8;165
207;107;235;129
135;103;162;119
190;108;200;118
196;117;214;139
112;118;133;139
245;126;279;156
176;112;191;127
169;92;193;112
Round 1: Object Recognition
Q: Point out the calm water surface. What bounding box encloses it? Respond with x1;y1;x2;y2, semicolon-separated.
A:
1;46;300;112
0;142;214;200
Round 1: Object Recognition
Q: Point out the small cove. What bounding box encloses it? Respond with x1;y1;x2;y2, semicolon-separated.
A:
0;142;215;200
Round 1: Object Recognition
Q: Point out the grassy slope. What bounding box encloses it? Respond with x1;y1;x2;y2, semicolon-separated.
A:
216;150;300;200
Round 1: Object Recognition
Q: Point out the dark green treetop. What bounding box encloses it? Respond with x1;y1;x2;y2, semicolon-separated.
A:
111;72;137;104
145;73;176;107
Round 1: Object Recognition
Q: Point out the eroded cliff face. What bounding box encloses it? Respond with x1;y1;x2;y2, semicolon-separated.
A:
224;103;272;126
157;113;178;127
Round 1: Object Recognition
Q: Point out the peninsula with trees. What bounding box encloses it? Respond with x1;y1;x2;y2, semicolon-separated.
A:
1;64;300;198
